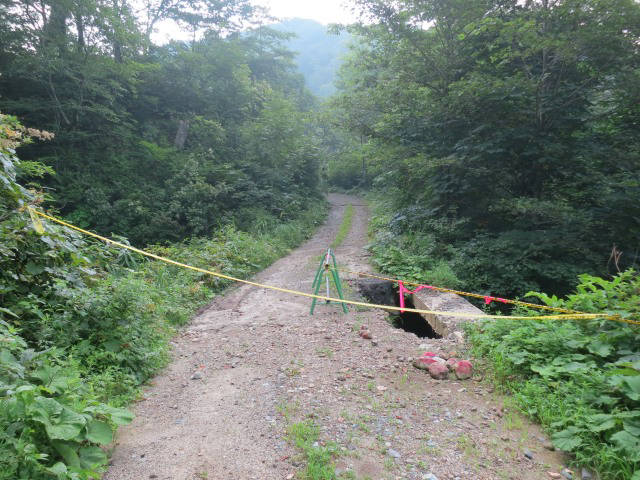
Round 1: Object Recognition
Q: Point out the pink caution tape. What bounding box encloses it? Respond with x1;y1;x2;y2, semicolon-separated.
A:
399;280;509;311
398;281;435;313
484;296;509;305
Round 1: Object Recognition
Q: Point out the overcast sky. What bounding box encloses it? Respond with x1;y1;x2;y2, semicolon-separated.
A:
253;0;359;24
151;0;360;43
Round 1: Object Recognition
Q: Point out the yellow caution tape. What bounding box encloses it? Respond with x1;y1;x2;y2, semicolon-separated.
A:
27;208;639;326
27;206;45;234
338;269;583;315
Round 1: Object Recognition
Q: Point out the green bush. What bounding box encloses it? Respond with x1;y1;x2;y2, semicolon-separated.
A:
467;270;640;480
366;196;461;288
0;320;133;480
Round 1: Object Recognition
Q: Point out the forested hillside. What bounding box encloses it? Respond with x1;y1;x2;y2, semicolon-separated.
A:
0;0;322;245
272;18;350;97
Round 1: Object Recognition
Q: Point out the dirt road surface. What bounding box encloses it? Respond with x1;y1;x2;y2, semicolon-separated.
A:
105;194;569;480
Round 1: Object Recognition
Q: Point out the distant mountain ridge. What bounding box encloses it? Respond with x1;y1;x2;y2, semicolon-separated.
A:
271;18;350;97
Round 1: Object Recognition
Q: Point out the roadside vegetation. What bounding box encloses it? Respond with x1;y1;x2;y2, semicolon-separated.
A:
287;420;342;480
468;272;640;479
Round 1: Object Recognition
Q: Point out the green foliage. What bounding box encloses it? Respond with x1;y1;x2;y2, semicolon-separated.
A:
466;270;640;479
1;115;133;480
0;323;133;480
366;196;461;288
287;420;340;480
1;2;321;246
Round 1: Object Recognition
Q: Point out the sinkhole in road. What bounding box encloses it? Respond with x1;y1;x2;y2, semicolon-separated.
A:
391;291;441;339
355;277;441;339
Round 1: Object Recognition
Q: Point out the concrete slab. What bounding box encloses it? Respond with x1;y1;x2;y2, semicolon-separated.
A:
412;288;484;337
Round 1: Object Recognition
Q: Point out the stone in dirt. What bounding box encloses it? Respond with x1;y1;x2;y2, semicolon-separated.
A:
548;473;561;479
413;358;431;371
428;363;449;380
454;360;473;380
561;469;573;479
359;330;372;339
581;469;593;480
420;353;446;365
446;358;460;371
387;448;401;458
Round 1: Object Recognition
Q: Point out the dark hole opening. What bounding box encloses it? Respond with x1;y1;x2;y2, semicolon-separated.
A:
391;288;441;339
355;278;441;339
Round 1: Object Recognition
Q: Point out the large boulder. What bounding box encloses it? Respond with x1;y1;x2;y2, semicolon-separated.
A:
454;360;473;380
428;363;449;380
413;357;431;370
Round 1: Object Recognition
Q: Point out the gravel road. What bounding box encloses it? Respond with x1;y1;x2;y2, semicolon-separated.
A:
105;194;569;480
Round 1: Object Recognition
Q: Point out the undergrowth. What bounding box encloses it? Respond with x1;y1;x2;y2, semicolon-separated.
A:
365;195;461;288
466;271;640;480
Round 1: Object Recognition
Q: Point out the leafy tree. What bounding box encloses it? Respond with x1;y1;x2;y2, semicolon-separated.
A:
0;0;322;244
332;0;640;296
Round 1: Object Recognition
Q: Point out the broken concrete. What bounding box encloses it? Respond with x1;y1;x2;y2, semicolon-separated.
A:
411;288;484;337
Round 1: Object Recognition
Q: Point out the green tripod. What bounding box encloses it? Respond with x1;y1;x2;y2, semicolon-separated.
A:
310;248;348;315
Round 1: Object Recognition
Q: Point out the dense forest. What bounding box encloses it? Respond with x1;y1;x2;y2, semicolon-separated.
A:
0;0;323;245
1;0;639;479
330;0;640;299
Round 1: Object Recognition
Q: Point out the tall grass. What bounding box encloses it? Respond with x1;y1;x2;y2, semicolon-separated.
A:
331;204;354;249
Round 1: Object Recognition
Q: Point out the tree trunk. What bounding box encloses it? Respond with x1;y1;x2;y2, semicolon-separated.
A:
174;119;190;149
75;12;85;53
112;0;123;62
43;1;69;54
